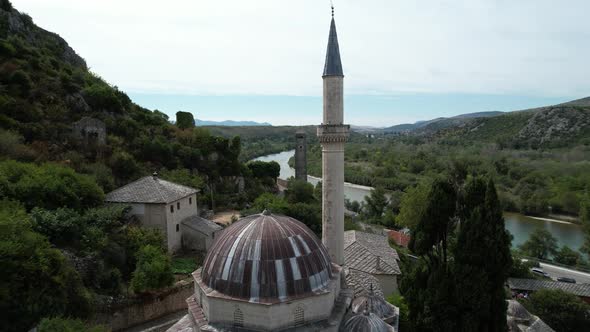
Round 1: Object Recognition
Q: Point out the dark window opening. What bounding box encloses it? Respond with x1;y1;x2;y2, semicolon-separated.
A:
189;197;192;205
177;202;180;210
234;307;244;327
294;306;304;326
176;224;179;232
170;205;174;213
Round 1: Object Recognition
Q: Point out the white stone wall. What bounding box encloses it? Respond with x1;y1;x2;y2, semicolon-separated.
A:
198;272;341;331
375;274;399;297
323;77;344;124
321;141;345;265
165;194;198;253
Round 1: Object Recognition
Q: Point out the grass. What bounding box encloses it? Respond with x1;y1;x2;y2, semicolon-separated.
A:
171;257;198;275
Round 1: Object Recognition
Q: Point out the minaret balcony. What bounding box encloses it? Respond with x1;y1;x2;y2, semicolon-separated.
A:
317;124;350;143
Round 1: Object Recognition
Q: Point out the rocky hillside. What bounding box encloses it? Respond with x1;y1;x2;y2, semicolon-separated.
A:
0;1;242;191
385;98;590;148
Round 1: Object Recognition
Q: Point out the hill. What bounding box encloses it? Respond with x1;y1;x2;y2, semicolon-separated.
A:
0;3;244;193
195;119;271;126
379;99;590;148
382;111;503;134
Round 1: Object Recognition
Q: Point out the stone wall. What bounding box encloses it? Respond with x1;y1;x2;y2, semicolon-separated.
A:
91;279;193;331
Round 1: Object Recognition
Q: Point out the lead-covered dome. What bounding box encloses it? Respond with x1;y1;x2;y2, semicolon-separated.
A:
201;211;333;303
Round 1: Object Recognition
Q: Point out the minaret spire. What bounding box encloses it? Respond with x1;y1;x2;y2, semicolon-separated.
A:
317;7;349;265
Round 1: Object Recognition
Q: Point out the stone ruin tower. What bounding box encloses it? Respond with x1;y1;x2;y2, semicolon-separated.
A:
294;131;307;182
317;10;349;265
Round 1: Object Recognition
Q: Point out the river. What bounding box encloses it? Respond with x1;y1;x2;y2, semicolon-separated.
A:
254;150;586;251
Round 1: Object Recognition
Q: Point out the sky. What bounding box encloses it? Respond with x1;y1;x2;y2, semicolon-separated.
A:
13;0;590;126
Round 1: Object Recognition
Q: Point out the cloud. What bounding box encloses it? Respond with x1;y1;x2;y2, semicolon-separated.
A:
14;0;590;97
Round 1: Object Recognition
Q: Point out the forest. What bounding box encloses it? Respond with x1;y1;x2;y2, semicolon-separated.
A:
303;134;590;219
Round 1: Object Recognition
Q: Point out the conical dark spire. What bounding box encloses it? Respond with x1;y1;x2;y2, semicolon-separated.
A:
322;15;343;77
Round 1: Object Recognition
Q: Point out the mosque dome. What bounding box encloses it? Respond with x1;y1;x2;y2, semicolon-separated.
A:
351;285;396;320
341;312;394;332
201;210;333;304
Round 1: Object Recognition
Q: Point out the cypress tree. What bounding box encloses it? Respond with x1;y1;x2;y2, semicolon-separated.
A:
454;177;512;332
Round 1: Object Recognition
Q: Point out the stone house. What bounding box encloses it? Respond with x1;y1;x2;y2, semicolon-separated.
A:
343;230;401;296
105;174;221;253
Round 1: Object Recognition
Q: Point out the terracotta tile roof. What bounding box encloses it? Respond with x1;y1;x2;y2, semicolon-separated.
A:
508;278;590;297
388;230;410;248
105;176;197;204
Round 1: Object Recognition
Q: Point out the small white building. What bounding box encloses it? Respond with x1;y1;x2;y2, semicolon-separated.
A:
105;174;221;253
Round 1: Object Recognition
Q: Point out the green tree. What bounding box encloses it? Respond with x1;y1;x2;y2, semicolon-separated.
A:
581;193;590;256
396;180;431;229
522;289;590;332
363;187;389;222
454;178;513;332
519;228;558;260
1;0;13;11
0;161;104;210
0;200;91;332
110;151;141;182
38;317;107;332
554;246;581;266
284;179;316;204
247;160;280;179
131;245;174;293
176;111;195;129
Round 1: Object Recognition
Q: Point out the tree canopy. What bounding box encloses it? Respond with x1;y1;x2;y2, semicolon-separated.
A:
519;228;558;260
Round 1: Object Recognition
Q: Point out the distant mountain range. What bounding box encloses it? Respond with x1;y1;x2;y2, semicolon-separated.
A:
196;119;272;127
366;97;590;148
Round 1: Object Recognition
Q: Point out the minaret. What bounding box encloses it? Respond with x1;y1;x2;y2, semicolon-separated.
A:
317;7;349;265
295;131;307;182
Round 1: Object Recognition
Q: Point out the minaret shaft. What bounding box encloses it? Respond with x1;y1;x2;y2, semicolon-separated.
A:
318;17;349;265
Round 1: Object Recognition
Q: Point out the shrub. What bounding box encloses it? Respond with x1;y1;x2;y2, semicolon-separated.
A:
521;289;590;332
38;317;107;332
176;111;195;129
131;245;174;293
82;84;123;112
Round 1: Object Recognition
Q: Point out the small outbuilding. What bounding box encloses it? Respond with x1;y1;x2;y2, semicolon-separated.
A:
105;174;221;253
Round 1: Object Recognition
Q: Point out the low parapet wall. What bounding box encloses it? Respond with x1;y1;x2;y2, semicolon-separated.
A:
91;279;193;331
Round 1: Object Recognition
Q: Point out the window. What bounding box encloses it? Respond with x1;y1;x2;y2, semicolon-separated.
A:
176;224;179;232
189;197;192;205
177;202;180;210
170;205;174;213
294;306;304;326
233;307;244;327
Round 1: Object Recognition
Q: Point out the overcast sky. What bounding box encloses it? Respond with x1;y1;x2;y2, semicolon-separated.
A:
13;0;590;126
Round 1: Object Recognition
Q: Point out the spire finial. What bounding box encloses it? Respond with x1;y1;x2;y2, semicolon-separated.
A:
330;0;334;17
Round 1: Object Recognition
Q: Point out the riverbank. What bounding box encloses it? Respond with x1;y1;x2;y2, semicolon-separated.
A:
529;216;575;225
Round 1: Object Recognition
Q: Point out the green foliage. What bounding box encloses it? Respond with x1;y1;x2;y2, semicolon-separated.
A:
38;317;107;332
82;84;125;112
386;294;409;331
172;257;198;275
453;178;512;332
284;179;316;204
109;151;141;182
396;180;430;229
1;0;12;11
131;245;174;293
0;200;91;332
362;187;389;221
519;228;558;260
553;246;582;266
176;111;195;129
247;160;280;179
521;289;590;332
509;255;535;278
581;193;590;256
0;160;104;210
160;168;204;190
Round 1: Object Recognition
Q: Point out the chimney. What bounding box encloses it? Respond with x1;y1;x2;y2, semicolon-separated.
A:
152;171;158;180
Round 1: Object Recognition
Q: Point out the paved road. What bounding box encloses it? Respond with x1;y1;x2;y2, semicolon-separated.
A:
538;262;590;284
